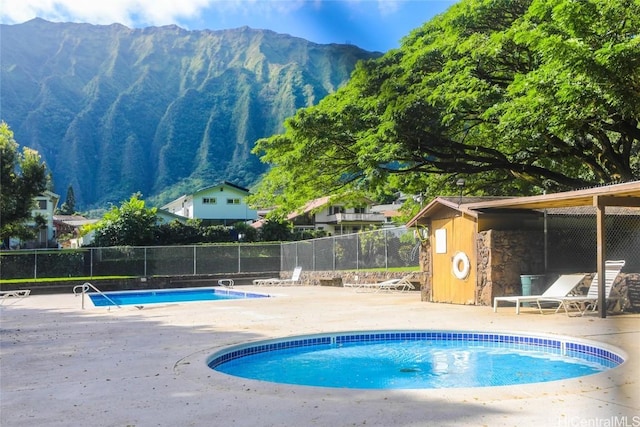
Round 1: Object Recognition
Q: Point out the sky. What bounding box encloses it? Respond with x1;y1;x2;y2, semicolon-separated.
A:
0;0;459;52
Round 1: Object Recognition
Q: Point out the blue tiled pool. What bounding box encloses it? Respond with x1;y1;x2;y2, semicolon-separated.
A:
208;330;624;389
89;287;269;307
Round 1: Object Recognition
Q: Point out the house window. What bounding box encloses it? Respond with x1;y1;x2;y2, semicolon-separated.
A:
354;207;366;214
37;200;47;210
330;206;345;214
227;198;241;205
203;197;217;204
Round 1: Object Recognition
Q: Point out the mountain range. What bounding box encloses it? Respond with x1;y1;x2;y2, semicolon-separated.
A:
0;18;379;210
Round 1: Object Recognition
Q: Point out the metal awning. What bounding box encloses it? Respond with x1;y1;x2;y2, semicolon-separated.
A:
463;181;640;210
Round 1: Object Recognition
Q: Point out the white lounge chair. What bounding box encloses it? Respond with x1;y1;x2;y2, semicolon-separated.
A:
493;274;585;314
0;289;31;305
380;276;416;292
344;275;416;293
536;260;625;316
253;267;303;286
359;278;401;293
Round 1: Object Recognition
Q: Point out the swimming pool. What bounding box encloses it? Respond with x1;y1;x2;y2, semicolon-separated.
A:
207;330;624;389
88;287;269;307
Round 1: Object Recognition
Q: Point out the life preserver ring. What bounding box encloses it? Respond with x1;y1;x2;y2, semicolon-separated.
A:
452;251;470;280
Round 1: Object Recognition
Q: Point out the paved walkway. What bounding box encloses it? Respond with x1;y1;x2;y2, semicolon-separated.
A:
1;286;638;426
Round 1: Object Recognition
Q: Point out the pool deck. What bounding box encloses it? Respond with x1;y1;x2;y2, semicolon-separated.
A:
1;285;638;426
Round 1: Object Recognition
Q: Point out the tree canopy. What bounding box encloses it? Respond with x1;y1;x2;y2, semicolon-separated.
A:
57;185;76;215
87;194;159;247
0;122;48;242
86;194;274;246
251;0;640;215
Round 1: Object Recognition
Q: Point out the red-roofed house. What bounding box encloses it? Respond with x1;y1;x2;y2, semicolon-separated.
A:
285;196;386;235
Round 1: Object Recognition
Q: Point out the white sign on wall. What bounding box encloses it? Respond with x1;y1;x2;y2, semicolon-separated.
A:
435;228;447;254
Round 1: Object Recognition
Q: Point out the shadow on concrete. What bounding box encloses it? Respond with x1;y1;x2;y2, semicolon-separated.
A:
0;301;515;426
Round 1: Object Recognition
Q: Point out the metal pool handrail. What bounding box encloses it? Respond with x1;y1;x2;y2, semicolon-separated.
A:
73;282;121;309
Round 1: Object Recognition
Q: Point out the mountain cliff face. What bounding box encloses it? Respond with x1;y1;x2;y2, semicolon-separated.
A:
1;19;379;209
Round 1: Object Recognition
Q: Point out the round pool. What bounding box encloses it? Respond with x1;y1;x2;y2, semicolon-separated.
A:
207;330;624;389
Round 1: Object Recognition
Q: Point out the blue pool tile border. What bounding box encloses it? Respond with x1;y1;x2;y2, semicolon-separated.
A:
209;337;333;367
207;330;624;369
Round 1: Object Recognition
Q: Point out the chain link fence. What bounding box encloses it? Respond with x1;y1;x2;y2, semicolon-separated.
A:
0;227;419;280
281;227;420;272
8;211;633;281
0;243;282;280
545;207;640;272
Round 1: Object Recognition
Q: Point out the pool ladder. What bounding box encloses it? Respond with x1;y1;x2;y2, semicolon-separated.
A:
73;282;121;310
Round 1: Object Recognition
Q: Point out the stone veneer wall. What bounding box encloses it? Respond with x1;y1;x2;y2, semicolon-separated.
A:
620;273;640;312
419;240;431;302
476;229;544;306
568;272;639;313
475;229;638;310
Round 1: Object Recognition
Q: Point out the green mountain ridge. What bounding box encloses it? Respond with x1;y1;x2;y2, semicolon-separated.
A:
0;18;380;210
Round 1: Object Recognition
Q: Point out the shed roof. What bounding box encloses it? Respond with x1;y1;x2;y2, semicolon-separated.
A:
406;180;640;227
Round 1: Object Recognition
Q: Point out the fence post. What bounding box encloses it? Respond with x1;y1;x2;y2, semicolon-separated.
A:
33;249;37;279
312;240;315;271
238;244;241;273
332;238;336;271
385;229;389;270
194;246;197;275
356;233;360;270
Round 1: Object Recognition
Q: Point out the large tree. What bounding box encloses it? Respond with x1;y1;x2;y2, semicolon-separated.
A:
0;122;48;242
88;194;158;247
252;0;639;214
57;185;76;215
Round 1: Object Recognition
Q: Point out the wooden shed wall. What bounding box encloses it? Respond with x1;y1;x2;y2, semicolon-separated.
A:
430;214;477;304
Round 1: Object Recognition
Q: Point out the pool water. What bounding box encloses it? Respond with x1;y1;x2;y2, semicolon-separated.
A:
208;331;623;389
89;287;268;307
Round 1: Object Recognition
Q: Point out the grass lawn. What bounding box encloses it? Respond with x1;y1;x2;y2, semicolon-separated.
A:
0;276;135;284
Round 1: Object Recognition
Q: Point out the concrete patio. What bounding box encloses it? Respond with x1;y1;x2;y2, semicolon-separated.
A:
1;286;638;426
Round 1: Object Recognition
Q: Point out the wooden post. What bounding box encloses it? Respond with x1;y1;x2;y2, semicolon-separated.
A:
595;196;606;318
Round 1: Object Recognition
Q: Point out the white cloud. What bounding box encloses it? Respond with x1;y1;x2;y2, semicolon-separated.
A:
0;0;322;29
216;0;308;18
376;0;401;16
339;0;402;16
0;0;213;26
0;0;415;28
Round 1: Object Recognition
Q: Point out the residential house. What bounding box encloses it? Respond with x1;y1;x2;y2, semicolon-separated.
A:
286;196;386;235
7;191;60;249
370;202;405;227
156;209;189;225
53;215;99;248
161;182;257;226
